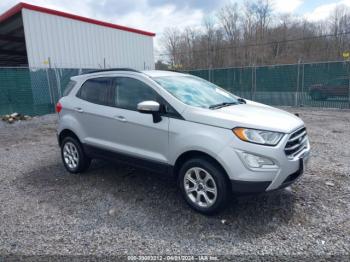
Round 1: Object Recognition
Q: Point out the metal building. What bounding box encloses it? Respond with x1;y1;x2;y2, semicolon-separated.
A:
0;2;155;69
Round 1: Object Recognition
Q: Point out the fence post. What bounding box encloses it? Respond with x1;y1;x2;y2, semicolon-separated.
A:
251;65;256;100
348;61;350;109
251;66;254;100
54;68;62;99
254;66;257;100
301;63;305;106
295;59;301;107
209;66;212;82
46;68;54;109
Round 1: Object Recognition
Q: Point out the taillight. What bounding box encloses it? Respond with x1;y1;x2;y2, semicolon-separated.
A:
56;102;62;113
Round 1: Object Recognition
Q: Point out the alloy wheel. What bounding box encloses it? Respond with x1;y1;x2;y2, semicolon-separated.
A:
63;142;79;169
184;167;218;208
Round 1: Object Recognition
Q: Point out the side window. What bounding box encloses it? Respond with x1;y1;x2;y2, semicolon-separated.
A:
114;77;158;110
77;78;111;105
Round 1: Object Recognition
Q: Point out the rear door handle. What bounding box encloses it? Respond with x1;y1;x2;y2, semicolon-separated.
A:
114;115;127;122
74;107;84;113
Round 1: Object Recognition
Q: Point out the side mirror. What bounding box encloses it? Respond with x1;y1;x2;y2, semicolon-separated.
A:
137;101;162;123
137;101;160;113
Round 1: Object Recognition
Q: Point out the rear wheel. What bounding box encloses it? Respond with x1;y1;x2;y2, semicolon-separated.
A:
178;158;230;214
61;136;91;173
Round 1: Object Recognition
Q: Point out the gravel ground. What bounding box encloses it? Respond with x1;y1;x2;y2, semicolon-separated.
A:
0;108;349;259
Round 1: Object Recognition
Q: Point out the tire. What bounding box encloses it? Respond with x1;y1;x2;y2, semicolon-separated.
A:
178;157;230;215
61;136;91;174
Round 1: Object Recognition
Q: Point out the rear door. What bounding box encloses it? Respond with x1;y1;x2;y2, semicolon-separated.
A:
106;76;170;164
75;77;115;145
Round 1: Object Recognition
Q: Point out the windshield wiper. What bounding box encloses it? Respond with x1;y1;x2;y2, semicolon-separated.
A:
209;102;238;109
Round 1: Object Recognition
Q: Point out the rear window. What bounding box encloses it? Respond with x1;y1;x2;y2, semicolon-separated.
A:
62;80;76;96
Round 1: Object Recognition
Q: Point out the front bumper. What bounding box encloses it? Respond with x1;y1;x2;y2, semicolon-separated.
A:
230;159;304;194
216;128;310;193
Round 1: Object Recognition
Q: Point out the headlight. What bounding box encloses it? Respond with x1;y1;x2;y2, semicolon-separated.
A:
233;127;283;146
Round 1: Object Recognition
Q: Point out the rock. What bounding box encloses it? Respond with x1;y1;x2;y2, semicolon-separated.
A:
19;115;26;120
284;186;292;192
1;113;32;122
108;208;117;216
1;115;10;121
221;219;228;225
325;181;335;187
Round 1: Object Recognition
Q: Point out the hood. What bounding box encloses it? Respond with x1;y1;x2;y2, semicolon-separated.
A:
182;100;304;133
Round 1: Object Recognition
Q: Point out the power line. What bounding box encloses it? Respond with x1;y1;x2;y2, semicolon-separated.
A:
156;31;350;58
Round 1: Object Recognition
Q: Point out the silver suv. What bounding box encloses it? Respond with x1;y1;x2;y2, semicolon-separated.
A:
56;69;310;214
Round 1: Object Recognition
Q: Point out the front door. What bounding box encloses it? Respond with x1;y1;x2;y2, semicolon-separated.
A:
105;76;169;164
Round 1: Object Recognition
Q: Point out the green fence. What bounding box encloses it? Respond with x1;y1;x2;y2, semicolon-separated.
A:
188;61;350;109
0;68;90;115
1;61;350;116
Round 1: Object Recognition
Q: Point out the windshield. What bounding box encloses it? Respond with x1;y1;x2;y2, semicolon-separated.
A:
153;75;238;109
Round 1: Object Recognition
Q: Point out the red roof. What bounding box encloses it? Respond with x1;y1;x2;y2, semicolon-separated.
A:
0;2;156;37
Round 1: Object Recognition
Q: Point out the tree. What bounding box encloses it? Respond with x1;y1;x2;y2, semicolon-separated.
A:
330;5;350;59
162;28;181;67
217;2;241;65
160;1;350;70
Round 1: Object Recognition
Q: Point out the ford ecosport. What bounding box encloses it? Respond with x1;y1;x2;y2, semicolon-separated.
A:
56;69;310;214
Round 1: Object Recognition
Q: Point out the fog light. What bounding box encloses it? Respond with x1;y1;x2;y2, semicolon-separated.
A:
241;152;276;169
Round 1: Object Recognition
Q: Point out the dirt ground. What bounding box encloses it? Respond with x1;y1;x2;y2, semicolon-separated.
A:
0;108;349;259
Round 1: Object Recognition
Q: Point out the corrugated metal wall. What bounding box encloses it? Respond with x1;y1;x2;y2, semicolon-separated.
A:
22;9;154;70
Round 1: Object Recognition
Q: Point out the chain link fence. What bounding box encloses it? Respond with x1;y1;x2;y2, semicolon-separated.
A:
0;67;92;115
1;61;350;116
188;60;350;109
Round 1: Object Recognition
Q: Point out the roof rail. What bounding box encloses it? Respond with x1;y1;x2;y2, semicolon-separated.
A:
82;68;142;75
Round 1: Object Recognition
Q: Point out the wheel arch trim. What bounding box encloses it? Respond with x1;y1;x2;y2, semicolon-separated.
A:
173;150;230;182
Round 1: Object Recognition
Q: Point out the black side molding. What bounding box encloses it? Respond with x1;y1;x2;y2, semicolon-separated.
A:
83;144;174;177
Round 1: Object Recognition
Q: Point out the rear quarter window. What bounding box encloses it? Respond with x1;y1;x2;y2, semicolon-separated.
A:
62;80;76;96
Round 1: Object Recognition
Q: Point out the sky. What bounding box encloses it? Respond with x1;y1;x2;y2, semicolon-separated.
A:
0;0;349;53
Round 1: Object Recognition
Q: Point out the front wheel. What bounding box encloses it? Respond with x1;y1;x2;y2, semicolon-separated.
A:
61;136;91;173
178;158;230;214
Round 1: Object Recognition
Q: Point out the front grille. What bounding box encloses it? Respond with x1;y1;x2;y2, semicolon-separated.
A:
284;127;308;157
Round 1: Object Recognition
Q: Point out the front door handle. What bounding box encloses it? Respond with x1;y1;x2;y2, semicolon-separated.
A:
74;107;84;113
114;115;127;122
